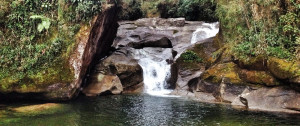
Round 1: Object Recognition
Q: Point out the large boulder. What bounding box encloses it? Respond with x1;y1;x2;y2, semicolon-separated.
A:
83;47;143;95
267;57;300;80
113;18;209;57
267;57;300;91
127;37;173;49
238;69;280;86
237;56;267;71
82;74;123;96
0;2;119;101
232;87;300;113
201;62;244;85
175;37;220;90
102;48;143;89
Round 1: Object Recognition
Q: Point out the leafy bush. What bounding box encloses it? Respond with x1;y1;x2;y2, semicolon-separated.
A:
181;50;203;63
216;0;300;60
0;1;10;24
69;0;102;22
118;0;218;21
30;15;51;32
157;0;218;21
119;0;143;20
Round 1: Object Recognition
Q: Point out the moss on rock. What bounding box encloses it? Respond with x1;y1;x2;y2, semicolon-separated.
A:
238;69;280;86
267;57;300;80
237;55;267;70
201;62;244;85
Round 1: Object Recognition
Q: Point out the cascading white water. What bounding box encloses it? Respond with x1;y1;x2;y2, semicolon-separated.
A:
133;48;173;97
191;22;219;44
138;58;172;96
131;22;219;97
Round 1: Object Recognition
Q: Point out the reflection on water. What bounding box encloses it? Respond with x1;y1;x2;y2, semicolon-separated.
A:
1;94;300;126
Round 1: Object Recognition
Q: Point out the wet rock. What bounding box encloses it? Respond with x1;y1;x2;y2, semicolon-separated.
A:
176;70;203;90
123;82;144;94
82;74;123;96
194;79;246;103
171;89;217;103
219;82;247;103
166;63;178;89
103;48;143;89
234;87;300;113
238;69;280;86
11;103;66;116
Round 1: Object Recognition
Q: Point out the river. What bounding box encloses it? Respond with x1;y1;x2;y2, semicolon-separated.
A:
1;94;300;126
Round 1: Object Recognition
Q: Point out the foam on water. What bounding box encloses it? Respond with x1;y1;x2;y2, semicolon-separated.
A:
138;58;174;97
191;22;219;44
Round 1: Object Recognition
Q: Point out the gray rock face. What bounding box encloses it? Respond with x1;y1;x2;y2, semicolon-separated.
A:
175;37;220;92
82;74;123;96
113;18;208;60
83;47;143;95
232;87;300;113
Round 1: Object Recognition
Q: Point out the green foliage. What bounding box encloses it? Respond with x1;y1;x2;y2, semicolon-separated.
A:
119;0;143;20
216;0;300;60
30;15;51;32
157;0;218;21
118;0;217;21
0;0;101;88
181;50;203;63
65;0;103;22
0;1;10;23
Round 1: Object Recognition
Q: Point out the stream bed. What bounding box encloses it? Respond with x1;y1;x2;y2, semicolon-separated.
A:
1;94;300;126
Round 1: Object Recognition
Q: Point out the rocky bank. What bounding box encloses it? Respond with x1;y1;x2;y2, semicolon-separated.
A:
83;17;300;114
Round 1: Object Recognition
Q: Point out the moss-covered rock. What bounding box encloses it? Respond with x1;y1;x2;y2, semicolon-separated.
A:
201;62;244;85
177;37;221;70
0;1;119;101
237;55;267;71
238;69;280;86
267;57;300;80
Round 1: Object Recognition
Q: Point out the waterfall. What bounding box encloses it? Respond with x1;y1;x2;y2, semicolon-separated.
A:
191;22;219;44
138;58;172;96
133;48;173;96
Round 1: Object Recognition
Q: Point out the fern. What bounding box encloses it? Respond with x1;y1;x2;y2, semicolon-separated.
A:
30;15;51;32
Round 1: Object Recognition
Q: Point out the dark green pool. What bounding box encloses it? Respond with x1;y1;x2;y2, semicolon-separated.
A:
1;94;300;126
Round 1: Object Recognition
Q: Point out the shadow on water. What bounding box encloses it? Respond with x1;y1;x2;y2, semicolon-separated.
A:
1;94;300;126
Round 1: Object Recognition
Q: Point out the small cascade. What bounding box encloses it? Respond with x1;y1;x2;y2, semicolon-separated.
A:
191;22;219;44
133;48;173;97
138;58;172;96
